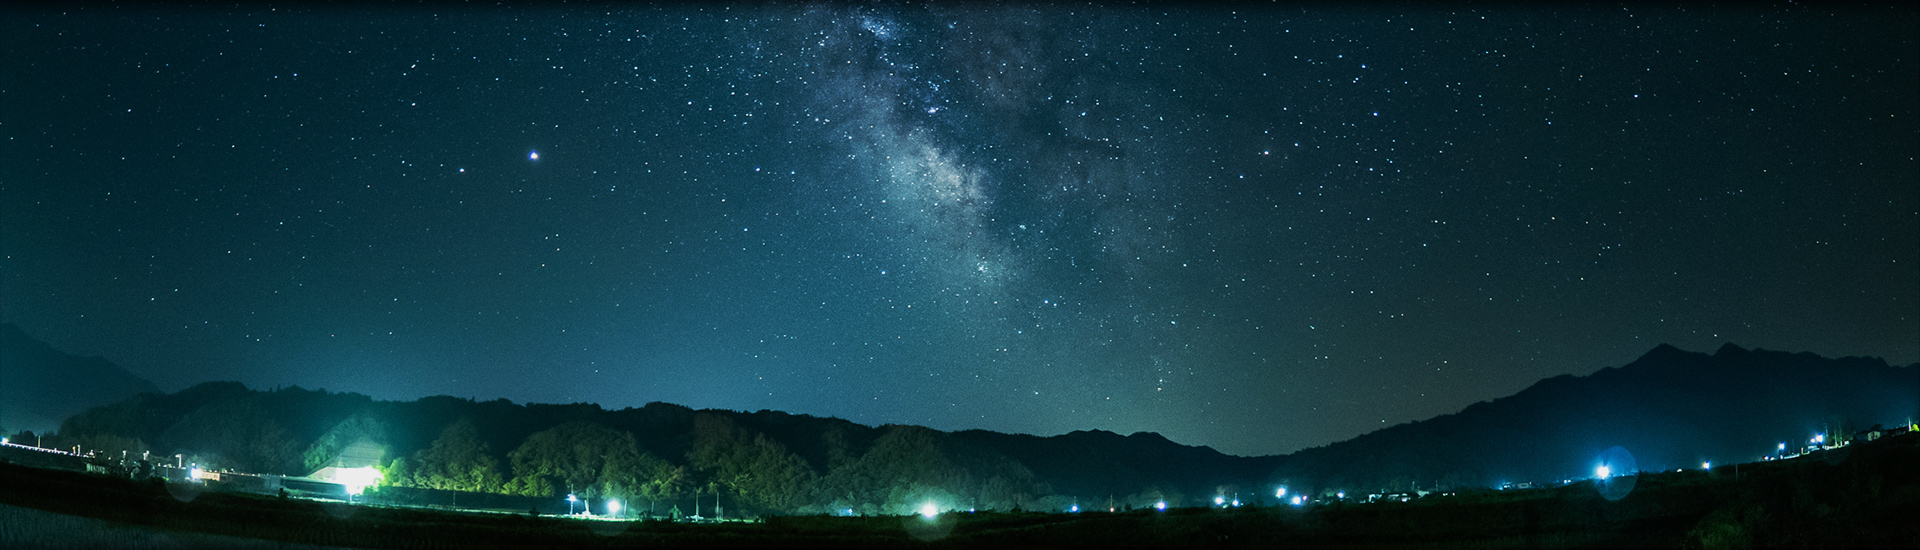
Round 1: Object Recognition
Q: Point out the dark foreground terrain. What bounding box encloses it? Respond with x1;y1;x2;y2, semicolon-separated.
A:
3;434;1917;549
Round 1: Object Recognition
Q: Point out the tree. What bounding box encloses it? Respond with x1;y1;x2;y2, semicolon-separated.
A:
505;421;646;499
686;413;818;514
815;424;1044;514
628;455;690;514
157;396;302;474
400;419;505;493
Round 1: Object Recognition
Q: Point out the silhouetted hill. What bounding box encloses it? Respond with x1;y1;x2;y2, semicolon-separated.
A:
951;428;1267;504
50;381;1271;515
0;323;159;436
37;342;1916;515
1265;343;1919;495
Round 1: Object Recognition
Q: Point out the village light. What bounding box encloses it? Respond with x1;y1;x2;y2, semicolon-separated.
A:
1276;487;1286;498
1702;462;1711;471
919;502;938;519
1596;465;1611;480
1214;496;1226;506
568;493;577;515
329;466;384;497
1155;501;1167;511
608;499;621;517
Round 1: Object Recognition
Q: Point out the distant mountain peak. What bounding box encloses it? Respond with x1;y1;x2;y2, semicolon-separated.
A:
1;324;161;434
1635;343;1700;363
1125;431;1175;445
1271;343;1917;491
1713;342;1750;357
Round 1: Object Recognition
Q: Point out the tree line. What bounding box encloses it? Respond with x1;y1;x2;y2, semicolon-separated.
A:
42;382;1245;516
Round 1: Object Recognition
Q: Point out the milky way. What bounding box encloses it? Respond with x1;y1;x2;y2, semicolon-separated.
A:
2;4;1914;455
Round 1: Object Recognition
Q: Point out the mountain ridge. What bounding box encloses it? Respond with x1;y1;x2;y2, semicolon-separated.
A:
25;331;1917;514
0;322;160;435
1263;342;1916;493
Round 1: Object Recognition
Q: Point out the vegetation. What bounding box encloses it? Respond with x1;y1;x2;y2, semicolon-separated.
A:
45;384;1105;517
389;419;507;493
38;341;1919;519
3;432;1916;548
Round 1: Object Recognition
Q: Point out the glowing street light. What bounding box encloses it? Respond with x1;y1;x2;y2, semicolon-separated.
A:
608;499;622;517
1214;496;1226;506
919;502;939;519
1702;462;1711;471
1276;487;1287;498
1069;504;1079;513
567;493;578;515
1596;465;1611;480
1155;501;1167;511
1290;496;1305;506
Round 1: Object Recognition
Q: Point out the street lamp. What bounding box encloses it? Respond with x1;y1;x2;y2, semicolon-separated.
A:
1596;465;1611;480
608;499;622;518
1155;501;1167;511
567;493;578;515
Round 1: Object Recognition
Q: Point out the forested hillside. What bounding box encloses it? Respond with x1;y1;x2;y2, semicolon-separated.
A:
38;344;1914;517
48;382;1274;516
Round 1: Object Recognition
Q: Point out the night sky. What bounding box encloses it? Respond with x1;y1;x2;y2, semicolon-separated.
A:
4;4;1914;457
